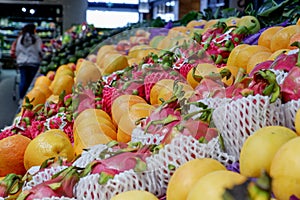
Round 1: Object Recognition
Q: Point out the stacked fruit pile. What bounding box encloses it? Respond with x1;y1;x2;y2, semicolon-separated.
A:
1;13;300;199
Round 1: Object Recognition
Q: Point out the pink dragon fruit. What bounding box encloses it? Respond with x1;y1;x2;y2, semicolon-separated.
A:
142;107;182;135
244;70;281;103
17;166;80;200
161;103;217;144
191;74;226;101
81;145;153;184
249;60;273;77
0;173;23;198
281;66;300;103
270;52;298;72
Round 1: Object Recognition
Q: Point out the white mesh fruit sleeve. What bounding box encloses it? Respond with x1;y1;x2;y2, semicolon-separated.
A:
212;94;284;158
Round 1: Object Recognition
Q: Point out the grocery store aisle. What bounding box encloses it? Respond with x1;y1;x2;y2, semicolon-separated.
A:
0;69;20;129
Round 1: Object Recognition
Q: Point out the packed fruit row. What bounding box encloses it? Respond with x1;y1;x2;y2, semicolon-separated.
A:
0;8;300;200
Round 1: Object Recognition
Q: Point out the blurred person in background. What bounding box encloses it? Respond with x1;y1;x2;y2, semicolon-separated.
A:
16;23;43;99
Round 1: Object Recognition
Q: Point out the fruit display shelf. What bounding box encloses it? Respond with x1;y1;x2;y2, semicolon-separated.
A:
1;6;300;198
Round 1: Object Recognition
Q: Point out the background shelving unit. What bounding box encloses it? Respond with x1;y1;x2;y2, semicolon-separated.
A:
0;3;63;69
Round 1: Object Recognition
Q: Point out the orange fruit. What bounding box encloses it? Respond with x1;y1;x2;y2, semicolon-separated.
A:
246;51;272;74
268;49;290;60
150;79;194;105
74;115;116;132
23;88;47;108
258;26;283;49
56;64;74;75
96;45;118;65
226;44;250;68
49;74;74;95
100;53;129;76
46;94;59;104
128;45;160;60
46;71;55;81
129;102;156;117
217;66;235;86
168;26;190;37
295;108;300;135
297;18;300;25
33;84;52;99
288;32;300;49
186;19;207;28
117;102;155;143
203;19;219;31
75;119;117;141
0;134;31;176
74;108;112;126
111;94;146;125
74;108;112;124
24;129;75;170
167;158;226;200
74;60;102;86
75;58;85;72
150;79;174;105
111;190;159;200
270;25;300;52
186;63;219;88
34;75;52;87
73;122;113;155
227;44;271;70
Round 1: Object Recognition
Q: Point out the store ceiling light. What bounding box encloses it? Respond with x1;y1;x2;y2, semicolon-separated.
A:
29;9;35;14
22;7;27;12
166;1;175;6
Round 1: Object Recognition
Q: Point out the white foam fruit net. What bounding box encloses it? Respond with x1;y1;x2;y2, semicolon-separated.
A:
74;134;237;199
22;166;68;191
270;69;288;84
20;166;76;200
282;99;300;131
212;94;284;158
131;127;164;145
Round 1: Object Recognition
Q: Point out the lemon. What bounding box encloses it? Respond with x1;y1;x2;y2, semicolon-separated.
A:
24;129;75;170
239;126;297;178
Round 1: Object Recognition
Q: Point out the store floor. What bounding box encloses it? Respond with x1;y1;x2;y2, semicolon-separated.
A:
0;68;20;130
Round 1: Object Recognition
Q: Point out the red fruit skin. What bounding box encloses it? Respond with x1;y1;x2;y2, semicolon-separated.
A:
119;81;145;99
249;60;273;77
91;151;150;175
77;98;95;114
271;53;297;72
179;63;194;78
181;119;209;140
102;86;119;115
142;108;181;134
91;163;119;176
191;78;225;101
205;127;219;141
19;167;79;199
281;66;300;103
24;185;60;200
